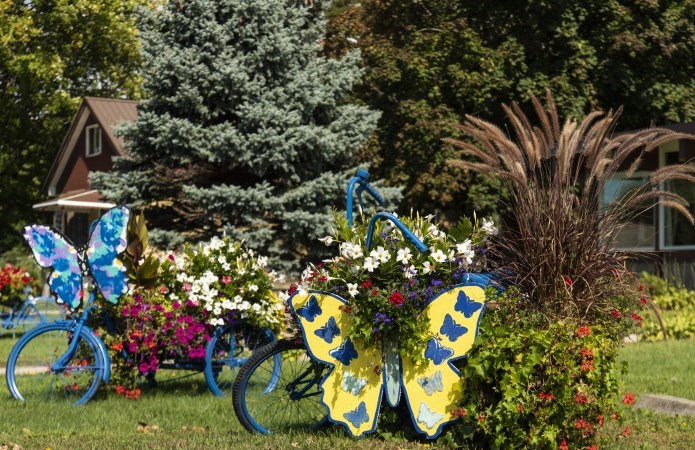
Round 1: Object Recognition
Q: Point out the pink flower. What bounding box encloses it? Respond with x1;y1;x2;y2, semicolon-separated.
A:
168;254;175;261
221;276;232;285
183;283;192;291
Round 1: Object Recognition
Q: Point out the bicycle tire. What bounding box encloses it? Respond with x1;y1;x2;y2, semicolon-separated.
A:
233;339;328;434
204;323;276;397
6;322;106;405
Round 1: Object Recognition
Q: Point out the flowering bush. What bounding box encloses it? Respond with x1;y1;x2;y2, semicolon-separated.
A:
0;264;34;308
96;236;284;394
446;287;642;449
295;212;495;359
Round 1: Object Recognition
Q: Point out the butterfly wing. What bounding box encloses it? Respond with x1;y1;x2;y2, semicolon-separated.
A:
401;278;489;438
440;313;468;342
314;316;341;344
290;291;383;438
23;225;82;310
86;206;130;304
296;295;322;322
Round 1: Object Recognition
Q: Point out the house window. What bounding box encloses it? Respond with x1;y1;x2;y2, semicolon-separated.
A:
660;143;695;249
602;173;655;250
86;124;102;157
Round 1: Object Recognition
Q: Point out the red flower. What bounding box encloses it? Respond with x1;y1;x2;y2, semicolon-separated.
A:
638;284;644;291
621;425;630;437
451;407;467;418
158;285;168;294
576;326;591;337
610;268;619;277
631;313;643;322
115;385;127;395
563;276;573;286
580;359;595;372
610;309;620;319
559;440;569;450
477;414;485;422
361;281;372;288
539;392;555;401
576;392;589;404
598;415;604;427
587;446;599;450
389;291;404;306
371;289;380;296
288;284;298;295
111;342;124;352
623;393;635;405
317;275;328;282
640;297;647;305
611;412;620;420
580;347;594;358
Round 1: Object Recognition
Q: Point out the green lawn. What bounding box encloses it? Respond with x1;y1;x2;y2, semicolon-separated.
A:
0;336;694;449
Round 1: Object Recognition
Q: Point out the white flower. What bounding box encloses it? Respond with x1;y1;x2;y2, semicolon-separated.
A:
363;257;379;272
256;256;268;267
249;284;259;292
340;241;363;259
396;247;412;265
404;265;417;279
318;236;334;246
217;255;227;265
370;246;391;263
481;218;498;235
456;239;475;265
422;261;432;274
347;283;359;297
431;249;447;263
252;303;261;312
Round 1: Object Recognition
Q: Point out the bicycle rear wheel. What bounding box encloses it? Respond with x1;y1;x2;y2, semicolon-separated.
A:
204;323;275;397
233;339;328;434
6;323;105;405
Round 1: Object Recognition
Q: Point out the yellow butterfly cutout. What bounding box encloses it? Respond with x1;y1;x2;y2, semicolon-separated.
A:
289;275;490;438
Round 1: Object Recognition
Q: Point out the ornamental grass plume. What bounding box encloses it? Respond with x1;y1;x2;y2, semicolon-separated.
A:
445;91;695;324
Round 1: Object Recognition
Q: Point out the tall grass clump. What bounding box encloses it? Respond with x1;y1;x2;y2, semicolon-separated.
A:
446;91;694;325
443;92;694;449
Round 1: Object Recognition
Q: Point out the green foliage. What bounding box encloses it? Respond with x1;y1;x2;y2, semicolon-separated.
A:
448;288;633;449
326;0;695;221
640;272;695;311
0;0;146;252
90;0;387;273
299;211;493;362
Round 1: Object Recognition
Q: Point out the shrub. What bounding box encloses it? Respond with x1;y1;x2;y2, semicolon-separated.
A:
640;272;695;311
446;91;694;325
0;264;34;308
444;92;694;447
449;288;629;449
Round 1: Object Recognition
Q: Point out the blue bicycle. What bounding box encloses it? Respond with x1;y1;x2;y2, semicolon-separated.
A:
1;289;65;338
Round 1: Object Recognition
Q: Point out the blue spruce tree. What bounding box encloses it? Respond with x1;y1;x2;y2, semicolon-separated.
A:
91;0;389;272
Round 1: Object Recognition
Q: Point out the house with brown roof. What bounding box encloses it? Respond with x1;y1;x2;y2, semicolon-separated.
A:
33;97;138;246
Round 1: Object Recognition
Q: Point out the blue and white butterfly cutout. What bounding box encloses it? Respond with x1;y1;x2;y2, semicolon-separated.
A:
23;206;131;310
289;273;496;439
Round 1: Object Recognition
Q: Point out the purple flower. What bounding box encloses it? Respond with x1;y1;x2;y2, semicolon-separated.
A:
139;362;150;374
432;279;443;287
374;312;393;324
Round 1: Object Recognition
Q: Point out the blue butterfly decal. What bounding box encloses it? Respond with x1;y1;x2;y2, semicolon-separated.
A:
424;338;454;365
454;290;483;318
344;401;369;428
417;370;443;396
329;337;358;366
440;313;468;342
23;206;130;310
296;295;322;322
314;316;341;344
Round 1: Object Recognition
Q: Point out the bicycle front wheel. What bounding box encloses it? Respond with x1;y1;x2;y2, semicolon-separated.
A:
6;323;105;405
232;339;328;434
204;323;276;397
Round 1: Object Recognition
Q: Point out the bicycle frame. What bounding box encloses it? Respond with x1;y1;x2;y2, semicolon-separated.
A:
50;290;111;383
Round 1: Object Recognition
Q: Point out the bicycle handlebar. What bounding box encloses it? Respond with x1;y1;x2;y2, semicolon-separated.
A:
346;169;384;226
365;212;428;253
